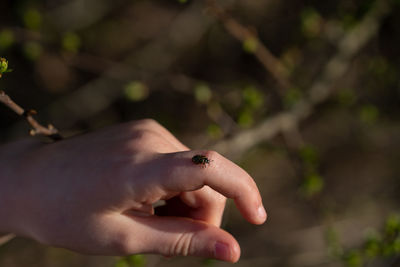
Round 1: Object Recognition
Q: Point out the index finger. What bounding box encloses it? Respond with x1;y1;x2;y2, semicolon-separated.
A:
153;150;267;225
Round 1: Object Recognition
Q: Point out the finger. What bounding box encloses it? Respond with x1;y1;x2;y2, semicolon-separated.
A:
155;187;226;227
153;150;267;225
113;214;241;262
180;187;226;227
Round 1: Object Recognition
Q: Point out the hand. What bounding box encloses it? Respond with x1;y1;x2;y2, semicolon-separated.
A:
0;119;267;262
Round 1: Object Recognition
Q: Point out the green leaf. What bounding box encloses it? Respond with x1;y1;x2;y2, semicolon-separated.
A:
368;57;390;76
242;86;264;110
344;250;363;267
194;83;212;104
299;145;319;166
207;124;223;139
301;173;324;197
124;81;149;102
385;214;400;236
126;254;146;267
237;108;254;128
325;227;343;258
359;104;379;125
392;238;400;254
301;7;323;38
0;30;15;51
243;37;258;54
364;233;381;259
340;14;357;31
336;89;356;107
202;258;217;266
0;58;9;75
284;88;303;108
23;8;42;30
62;32;81;53
115;259;130;267
23;41;43;61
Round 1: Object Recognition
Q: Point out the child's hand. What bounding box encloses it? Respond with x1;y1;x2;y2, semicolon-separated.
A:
0;120;267;262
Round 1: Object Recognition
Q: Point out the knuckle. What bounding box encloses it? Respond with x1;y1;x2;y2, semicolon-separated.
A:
135;128;155;139
203;150;220;161
138;119;159;129
170;232;194;257
126;119;158;133
129;128;160;145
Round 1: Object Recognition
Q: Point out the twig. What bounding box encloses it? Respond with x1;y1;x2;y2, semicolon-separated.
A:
212;0;390;159
0;90;62;141
4;1;214;135
205;0;292;95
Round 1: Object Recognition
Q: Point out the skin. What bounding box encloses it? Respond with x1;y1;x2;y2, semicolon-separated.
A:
0;119;267;262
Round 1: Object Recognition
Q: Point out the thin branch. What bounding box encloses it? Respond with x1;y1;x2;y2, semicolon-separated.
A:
212;0;390;159
0;90;62;141
205;0;292;95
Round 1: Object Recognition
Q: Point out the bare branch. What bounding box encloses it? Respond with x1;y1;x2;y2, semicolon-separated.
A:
0;90;62;141
212;0;390;159
205;0;292;94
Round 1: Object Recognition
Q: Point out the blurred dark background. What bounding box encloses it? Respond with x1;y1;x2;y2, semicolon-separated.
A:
1;0;400;266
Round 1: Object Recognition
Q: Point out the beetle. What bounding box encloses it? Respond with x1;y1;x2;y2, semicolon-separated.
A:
192;154;212;167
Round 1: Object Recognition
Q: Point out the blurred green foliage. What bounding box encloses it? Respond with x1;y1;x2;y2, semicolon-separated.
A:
0;30;15;52
201;258;217;266
325;227;343;258
284;88;303;109
359;104;379;125
301;7;323;38
237;86;265;128
298;145;324;198
299;145;319;167
242;37;258;54
0;0;400;266
124;82;149;102
194;83;212;104
0;57;11;78
326;214;400;267
62;32;81;54
115;255;146;267
207;123;223;139
22;8;42;30
300;172;324;198
23;41;42;61
336;89;357;107
0;58;8;74
343;251;363;267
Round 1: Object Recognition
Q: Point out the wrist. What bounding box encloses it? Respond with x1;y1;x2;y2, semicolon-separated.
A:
0;139;40;235
0;143;19;234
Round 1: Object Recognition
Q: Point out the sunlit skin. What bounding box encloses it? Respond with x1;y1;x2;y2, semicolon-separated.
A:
0;119;267;262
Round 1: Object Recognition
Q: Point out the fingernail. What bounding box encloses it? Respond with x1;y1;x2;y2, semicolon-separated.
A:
257;206;267;222
214;242;231;261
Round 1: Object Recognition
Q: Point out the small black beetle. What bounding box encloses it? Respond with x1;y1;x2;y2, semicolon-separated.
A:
192;155;211;167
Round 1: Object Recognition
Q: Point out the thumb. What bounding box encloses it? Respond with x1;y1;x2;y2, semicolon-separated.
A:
119;215;241;262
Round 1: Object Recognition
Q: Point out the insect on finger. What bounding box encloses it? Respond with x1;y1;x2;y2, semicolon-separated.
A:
191;155;213;168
